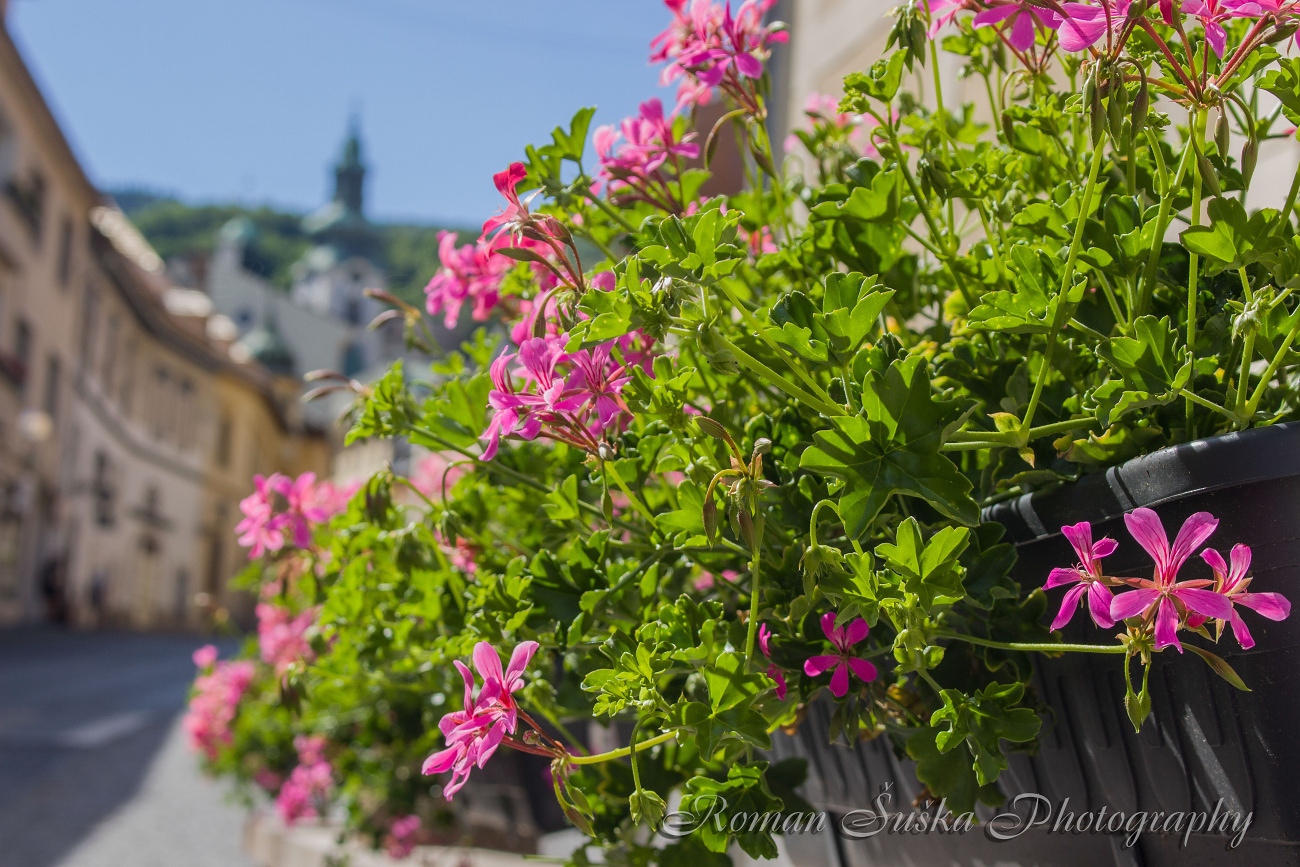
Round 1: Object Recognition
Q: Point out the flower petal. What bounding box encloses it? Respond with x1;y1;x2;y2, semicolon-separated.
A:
1051;583;1089;631
1124;508;1170;575
1046;567;1082;589
1236;591;1291;621
847;656;878;683
1088;583;1116;629
504;640;540;691
1111;587;1161;621
1154;597;1183;652
1229;612;1256;650
472;642;505;689
1168;512;1219;579
829;660;850;697
1175;587;1233;620
843;618;870;647
1092;537;1118;558
804;654;840;677
819;611;839;644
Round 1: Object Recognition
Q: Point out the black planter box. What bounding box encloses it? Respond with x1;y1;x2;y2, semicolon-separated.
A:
773;423;1300;867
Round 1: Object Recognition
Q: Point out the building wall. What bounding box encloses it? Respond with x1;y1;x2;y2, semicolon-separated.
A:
0;21;332;629
0;24;98;623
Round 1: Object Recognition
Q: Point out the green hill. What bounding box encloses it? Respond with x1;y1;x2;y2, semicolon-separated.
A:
109;188;469;307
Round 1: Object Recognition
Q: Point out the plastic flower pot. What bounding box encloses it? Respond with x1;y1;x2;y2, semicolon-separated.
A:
773;422;1300;867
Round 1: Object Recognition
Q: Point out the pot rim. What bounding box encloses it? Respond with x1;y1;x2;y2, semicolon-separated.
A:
982;422;1300;545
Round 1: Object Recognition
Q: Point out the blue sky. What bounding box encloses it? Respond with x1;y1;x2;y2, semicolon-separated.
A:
9;0;674;227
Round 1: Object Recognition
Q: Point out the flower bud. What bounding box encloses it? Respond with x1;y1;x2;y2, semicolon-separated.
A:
1001;110;1016;144
1214;111;1230;157
1131;78;1150;137
1108;73;1126;141
1198;151;1222;197
1242;136;1258;187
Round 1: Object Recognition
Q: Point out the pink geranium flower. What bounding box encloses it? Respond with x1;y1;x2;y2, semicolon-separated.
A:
1058;0;1131;52
256;602;318;676
973;1;1063;52
758;623;787;699
1109;509;1233;652
1183;0;1233;56
804;612;878;697
275;472;333;549
1045;521;1118;630
423;640;540;800
385;815;422;859
481;162;531;239
1199;544;1292;648
235;473;288;559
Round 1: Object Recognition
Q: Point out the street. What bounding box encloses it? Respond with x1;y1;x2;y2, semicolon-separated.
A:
0;628;256;867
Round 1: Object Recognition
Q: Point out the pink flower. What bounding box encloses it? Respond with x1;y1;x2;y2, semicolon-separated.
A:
422;640;540;800
1109;509;1233;652
1199;544;1292;649
385;815;422;859
235;473;289;559
651;1;786;113
1182;0;1232;56
482;162;531;239
693;568;740;591
412;452;468;501
192;644;218;669
758;623;787;699
804;612;878;697
595;98;699;210
256;602;318;676
183;656;255;761
1045;521;1118;630
927;0;970;35
276;745;334;826
1058;0;1131;52
973;1;1063;52
274;472;333;549
479;334;644;460
424;231;512;328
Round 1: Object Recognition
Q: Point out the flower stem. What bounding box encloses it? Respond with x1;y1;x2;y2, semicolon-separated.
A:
607;462;656;524
710;332;843;416
568;729;678;765
1137;133;1196;320
939;631;1126;654
1186;111;1206;438
1243;312;1300;419
744;517;766;670
1022;135;1107;434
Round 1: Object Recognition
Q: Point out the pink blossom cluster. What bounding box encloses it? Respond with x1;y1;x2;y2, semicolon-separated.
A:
594;98;699;212
650;0;788;112
410;451;469;501
256;601;318;676
183;645;255;761
1045;508;1291;652
480;333;647;461
384;815;422;859
930;0;1300;57
423;640;539;799
235;472;349;559
276;735;335;825
423;231;513;328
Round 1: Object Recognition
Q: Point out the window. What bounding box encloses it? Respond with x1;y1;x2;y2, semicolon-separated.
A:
78;282;99;365
6;170;45;243
93;450;115;527
13;319;30;394
101;315;119;389
42;354;59;421
153;367;169;439
0;105;15;182
216;414;233;467
57;217;73;288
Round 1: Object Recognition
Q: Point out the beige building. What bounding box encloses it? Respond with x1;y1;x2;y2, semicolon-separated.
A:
0;15;330;629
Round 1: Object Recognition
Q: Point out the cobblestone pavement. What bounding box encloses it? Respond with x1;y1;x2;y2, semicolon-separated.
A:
0;627;256;867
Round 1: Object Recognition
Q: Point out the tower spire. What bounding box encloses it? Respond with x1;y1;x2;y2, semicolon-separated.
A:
334;115;366;215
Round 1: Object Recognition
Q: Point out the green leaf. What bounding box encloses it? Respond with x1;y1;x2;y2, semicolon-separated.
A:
1186;644;1251;692
800;357;978;536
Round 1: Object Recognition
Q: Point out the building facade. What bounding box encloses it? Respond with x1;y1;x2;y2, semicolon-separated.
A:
0;17;329;628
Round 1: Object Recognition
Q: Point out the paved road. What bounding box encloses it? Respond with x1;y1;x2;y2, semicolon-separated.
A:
0;627;257;867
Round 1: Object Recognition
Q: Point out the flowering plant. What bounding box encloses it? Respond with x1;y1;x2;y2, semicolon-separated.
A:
192;0;1300;860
